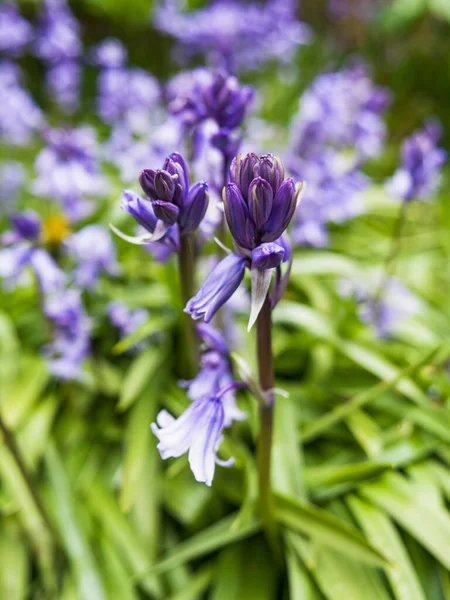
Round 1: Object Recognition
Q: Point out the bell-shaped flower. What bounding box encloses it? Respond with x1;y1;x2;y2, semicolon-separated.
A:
185;253;247;323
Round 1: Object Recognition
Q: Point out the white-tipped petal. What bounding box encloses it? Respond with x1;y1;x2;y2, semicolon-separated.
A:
295;181;306;206
109;220;170;245
248;267;273;332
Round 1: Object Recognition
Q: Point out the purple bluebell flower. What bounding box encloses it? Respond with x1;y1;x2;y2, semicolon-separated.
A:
185;253;247;323
34;0;81;64
43;288;91;379
340;277;421;338
387;123;447;202
65;225;120;290
0;4;33;56
32;126;107;221
108;301;149;340
112;153;209;244
187;154;302;328
96;67;160;132
0;61;44;146
0;211;65;293
46;60;81;114
89;38;127;68
155;0;310;73
151;377;246;486
0;161;26;214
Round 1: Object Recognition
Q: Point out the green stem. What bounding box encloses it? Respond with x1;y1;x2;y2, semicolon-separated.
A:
177;233;199;379
256;297;280;557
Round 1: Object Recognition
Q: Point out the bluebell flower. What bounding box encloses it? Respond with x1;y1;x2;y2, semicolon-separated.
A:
155;0;310;73
32;126;107;221
187;154;302;329
387;123;447;202
34;0;81;64
152;377;245;486
89;38;128;68
0;161;26;215
0;4;33;57
46;60;81;114
112;153;209;244
66;225;120;290
0;211;65;293
43;288;91;380
108;301;148;339
0;61;44;146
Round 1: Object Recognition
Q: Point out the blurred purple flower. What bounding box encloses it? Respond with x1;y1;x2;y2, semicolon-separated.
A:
89;38;127;68
0;161;26;214
340;277;421;338
32;126;107;221
43;288;91;379
96;67;160;132
108;301;149;350
34;0;81;64
0;61;44;146
155;0;311;73
46;60;81;113
66;225;120;290
387;123;447;202
0;4;33;56
0;211;65;293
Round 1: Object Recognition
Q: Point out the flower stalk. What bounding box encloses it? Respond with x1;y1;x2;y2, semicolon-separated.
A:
256;296;279;555
178;233;199;378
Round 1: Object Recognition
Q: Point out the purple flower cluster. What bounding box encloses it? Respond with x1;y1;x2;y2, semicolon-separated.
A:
152;323;245;485
66;225;120;290
93;38;160;132
289;65;390;246
155;0;311;73
387;123;446;202
0;61;44;146
108;301;149;345
0;3;33;56
0;211;65;294
114;152;208;245
340;277;420;338
43;289;91;380
34;0;82;113
0;161;26;214
186;153;301;329
168;68;253;166
32;126;107;221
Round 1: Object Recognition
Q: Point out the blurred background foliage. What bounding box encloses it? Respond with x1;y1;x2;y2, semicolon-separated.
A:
1;0;450;599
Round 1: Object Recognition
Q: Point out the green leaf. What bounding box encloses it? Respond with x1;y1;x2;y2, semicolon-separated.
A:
45;444;108;600
99;537;140;600
360;472;450;570
113;316;173;354
305;461;393;490
166;564;214;600
118;345;167;411
272;395;305;498
290;534;390;600
291;252;362;278
136;513;260;577
303;346;440;442
285;534;322;600
274;493;388;567
0;523;28;600
348;495;426;600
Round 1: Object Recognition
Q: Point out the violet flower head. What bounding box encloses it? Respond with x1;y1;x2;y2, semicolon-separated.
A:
388;123;447;202
0;211;65;293
0;61;44;146
66;225;120;290
152;376;245;486
0;4;33;57
32;126;107;221
34;0;81;64
96;67;160;132
44;288;91;380
155;0;310;73
112;153;209;245
0;161;26;214
46;60;81;114
186;154;301;329
108;301;149;340
89;38;128;68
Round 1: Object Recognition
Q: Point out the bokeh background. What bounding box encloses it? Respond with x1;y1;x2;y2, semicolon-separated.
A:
1;1;450;599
